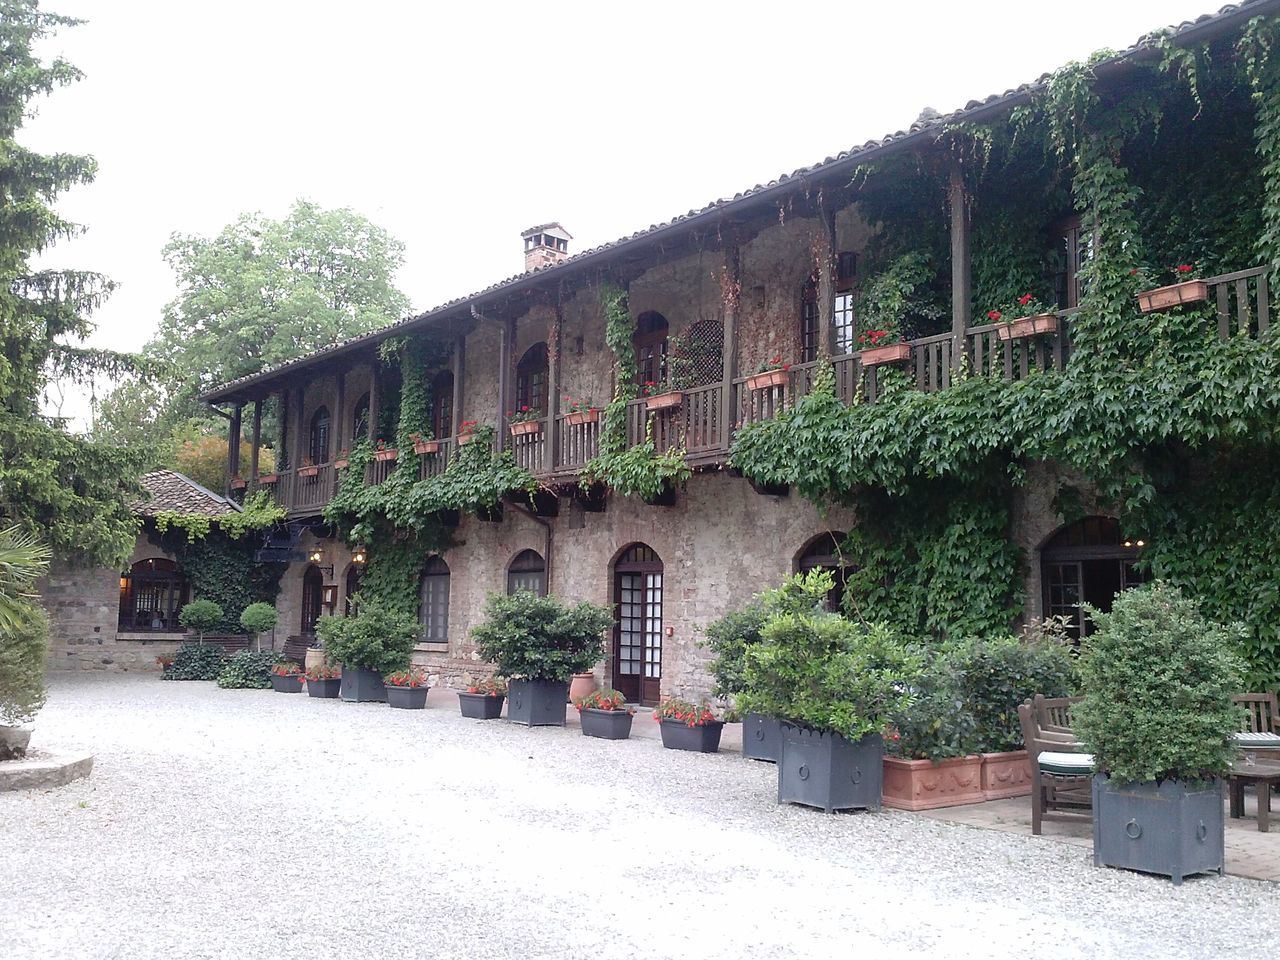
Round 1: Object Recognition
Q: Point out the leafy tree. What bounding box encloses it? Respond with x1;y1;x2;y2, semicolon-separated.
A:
239;602;278;652
179;599;224;642
0;1;148;568
172;433;275;491
0;525;50;727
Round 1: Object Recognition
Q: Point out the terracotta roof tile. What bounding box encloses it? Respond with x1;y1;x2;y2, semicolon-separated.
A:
134;470;241;519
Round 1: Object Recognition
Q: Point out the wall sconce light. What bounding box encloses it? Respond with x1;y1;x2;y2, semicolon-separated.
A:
352;545;368;566
308;547;324;564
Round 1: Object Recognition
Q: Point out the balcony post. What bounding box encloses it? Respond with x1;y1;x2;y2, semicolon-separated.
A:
335;369;346;460
250;399;262;481
719;243;740;450
451;334;465;442
368;359;380;446
548;302;563;472
495;316;513;454
949;165;971;371
227;404;242;493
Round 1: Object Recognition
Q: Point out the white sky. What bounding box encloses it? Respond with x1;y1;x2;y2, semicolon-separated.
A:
27;0;1220;424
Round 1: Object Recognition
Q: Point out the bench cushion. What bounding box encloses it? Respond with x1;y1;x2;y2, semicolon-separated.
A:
1038;751;1094;776
1233;731;1280;747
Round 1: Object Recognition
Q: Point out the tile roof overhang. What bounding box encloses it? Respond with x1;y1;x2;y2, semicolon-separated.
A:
200;0;1279;407
133;469;241;519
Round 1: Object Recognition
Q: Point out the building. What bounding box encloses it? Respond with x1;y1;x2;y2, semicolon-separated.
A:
199;3;1280;702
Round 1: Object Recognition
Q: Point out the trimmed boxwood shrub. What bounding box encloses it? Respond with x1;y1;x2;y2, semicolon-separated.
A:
704;602;766;700
179;599;224;642
1073;582;1244;783
470;590;612;682
314;604;418;674
163;642;225;681
238;602;279;650
216;651;283;689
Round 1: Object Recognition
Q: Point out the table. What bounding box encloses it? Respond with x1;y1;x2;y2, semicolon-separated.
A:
1227;759;1280;832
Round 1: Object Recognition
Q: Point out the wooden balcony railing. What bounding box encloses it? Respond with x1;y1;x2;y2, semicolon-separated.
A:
248;264;1272;513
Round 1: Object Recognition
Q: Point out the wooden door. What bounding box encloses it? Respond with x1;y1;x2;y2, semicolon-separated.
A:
301;565;324;636
613;545;663;705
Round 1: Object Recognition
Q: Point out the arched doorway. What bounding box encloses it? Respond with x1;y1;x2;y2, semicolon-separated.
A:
309;406;331;464
1040;516;1146;639
795;531;850;613
515;343;549;415
430;371;454;439
633;312;669;386
344;563;362;616
118;557;190;632
613;543;663;705
301;564;324;636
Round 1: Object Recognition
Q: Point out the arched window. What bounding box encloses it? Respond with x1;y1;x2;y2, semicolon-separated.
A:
796;532;851;612
613;543;663;705
419;556;450;643
309;406;331;464
118;558;190;632
431;370;454;439
515;343;549;415
301;565;324;636
352;393;371;443
507;549;546;596
1041;516;1146;639
633;312;669;387
344;563;362;617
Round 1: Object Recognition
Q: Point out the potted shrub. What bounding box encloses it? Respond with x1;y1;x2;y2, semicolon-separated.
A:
410;432;439;455
384;668;430;709
1137;264;1209;313
178;598;224;645
239;601;278;653
992;293;1059;341
1074;583;1243;884
575;688;635;740
304;663;342;699
704;601;776;762
746;356;790;392
563;396;600;427
458;677;507;719
314;604;419;703
857;328;911;366
216;651;281;690
655;698;723;752
508;406;542;436
470;590;613;727
373;439;398;462
269;661;304;693
741;570;918;814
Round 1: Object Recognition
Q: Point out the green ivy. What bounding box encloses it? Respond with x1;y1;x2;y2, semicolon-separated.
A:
162;528;285;634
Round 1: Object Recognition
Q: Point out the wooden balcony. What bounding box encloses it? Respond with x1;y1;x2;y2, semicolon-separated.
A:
251;265;1271;514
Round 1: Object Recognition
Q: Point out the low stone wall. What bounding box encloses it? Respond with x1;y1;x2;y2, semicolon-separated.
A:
408;651;497;690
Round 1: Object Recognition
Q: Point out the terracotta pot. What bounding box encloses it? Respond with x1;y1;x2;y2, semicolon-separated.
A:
413;439;440;455
1137;279;1209;313
746;369;788;391
980;750;1034;800
881;755;985;811
509;420;542;436
568;672;598;703
995;313;1059;341
333;459;349;470
258;474;278;485
229;478;247;490
297;466;319;478
859;342;911;367
565;409;600;427
373;448;398;462
645;391;682;411
457;433;476;446
304;647;327;672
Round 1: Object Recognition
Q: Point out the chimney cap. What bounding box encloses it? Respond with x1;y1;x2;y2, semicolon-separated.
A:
520;222;573;241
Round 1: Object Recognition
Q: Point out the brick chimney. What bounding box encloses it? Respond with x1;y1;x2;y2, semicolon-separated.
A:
521;223;572;273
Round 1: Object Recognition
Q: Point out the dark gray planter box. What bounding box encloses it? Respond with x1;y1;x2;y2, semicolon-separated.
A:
458;692;504;719
580;708;633;740
507;679;568;726
1092;774;1224;885
659;718;724;753
386;685;429;710
340;667;386;703
306;678;342;699
778;724;883;813
270;674;303;693
743;712;781;763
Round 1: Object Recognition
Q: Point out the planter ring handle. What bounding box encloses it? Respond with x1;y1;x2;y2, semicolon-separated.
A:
1124;819;1142;840
1196;821;1208;843
754;727;766;742
850;767;862;784
797;764;810;781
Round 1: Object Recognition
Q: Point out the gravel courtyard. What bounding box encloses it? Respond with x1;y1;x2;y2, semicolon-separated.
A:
2;674;1276;960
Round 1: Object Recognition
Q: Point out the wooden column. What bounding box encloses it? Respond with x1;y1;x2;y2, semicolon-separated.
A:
949;165;972;371
293;385;306;469
816;216;837;354
719;244;740;451
227;404;242;491
451;335;465;440
368;360;381;445
250;399;262;480
334;370;347;458
495;316;513;454
547;303;563;471
277;390;289;469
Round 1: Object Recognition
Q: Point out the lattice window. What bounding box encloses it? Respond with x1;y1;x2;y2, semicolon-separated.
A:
681;319;724;387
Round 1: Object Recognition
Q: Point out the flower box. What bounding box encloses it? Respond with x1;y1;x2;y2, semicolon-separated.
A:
881;754;984;811
387;685;429;710
645;391;682;411
456;433;477;446
507;679;568;727
859;342;911;367
270;673;303;694
296;465;319;478
333;458;349;470
659;718;724;753
1137;279;1209;313
779;725;883;813
980;750;1033;800
565;409;600;427
995;313;1058;341
746;369;788;391
229;477;247;490
306;677;342;699
373;448;398;462
580;707;634;740
509;419;542;437
458;691;504;719
1092;775;1224;884
412;439;439;455
743;712;782;763
258;474;278;485
340;667;387;703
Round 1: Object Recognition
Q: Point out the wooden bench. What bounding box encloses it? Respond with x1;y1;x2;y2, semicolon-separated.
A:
282;635;312;665
1232;693;1280;756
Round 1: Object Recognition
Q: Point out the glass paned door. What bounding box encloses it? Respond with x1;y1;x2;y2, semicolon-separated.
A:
613;549;663;705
